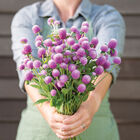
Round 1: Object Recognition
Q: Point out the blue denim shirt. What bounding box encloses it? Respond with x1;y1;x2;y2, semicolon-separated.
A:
11;0;125;93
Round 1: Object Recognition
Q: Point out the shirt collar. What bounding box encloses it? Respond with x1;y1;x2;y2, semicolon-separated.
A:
39;0;92;20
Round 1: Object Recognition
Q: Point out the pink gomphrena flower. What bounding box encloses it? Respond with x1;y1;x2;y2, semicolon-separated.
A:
23;44;32;54
82;75;91;84
96;56;106;66
90;37;98;48
71;70;80;79
72;55;79;61
47;17;55;26
33;60;41;68
101;45;108;52
52;69;60;78
32;25;41;34
92;72;96;76
81;41;90;50
44;76;52;84
51;89;57;96
64;50;72;56
110;49;118;57
44;39;53;47
80;57;88;65
35;40;42;47
20;37;28;44
68;64;77;72
67;37;75;46
72;43;80;51
48;59;57;69
76;48;86;57
19;64;25;70
60;63;67;69
70;26;78;33
76;30;81;40
103;60;111;69
61;43;66;49
77;84;86;93
95;65;104;75
59;75;68;83
43;64;48;69
35;35;43;42
53;53;63;64
82;21;89;27
55;45;63;53
24;58;30;66
41;70;47;75
27;61;33;69
113;57;121;64
38;48;46;58
81;25;89;33
59;28;67;40
54;20;60;26
57;80;65;88
63;57;70;64
108;39;117;49
78;37;88;45
56;39;63;45
24;71;34;81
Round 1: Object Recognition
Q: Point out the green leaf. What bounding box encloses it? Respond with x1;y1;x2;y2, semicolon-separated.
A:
82;94;88;102
34;99;49;105
61;88;69;95
30;84;41;89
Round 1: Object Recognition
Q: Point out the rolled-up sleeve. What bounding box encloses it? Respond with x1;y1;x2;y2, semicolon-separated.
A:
95;6;126;85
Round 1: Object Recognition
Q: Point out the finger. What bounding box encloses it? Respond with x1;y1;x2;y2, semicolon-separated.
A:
54;112;69;123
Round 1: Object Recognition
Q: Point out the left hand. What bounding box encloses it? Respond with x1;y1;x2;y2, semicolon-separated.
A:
56;91;101;139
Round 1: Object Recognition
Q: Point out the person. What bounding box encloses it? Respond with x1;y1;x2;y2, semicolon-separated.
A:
11;0;125;139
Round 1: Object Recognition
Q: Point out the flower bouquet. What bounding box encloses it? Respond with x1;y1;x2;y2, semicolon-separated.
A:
19;18;121;140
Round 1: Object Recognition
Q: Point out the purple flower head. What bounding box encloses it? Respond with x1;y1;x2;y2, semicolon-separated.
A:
57;80;65;88
90;37;98;47
76;48;85;57
82;75;91;84
53;53;63;64
72;55;79;61
50;89;57;96
56;39;63;45
81;25;88;33
32;25;41;34
68;64;76;72
82;21;89;27
52;69;60;78
33;60;41;68
44;76;52;84
67;37;75;46
24;58;29;66
59;74;68;83
54;20;60;25
92;72;96;76
55;45;63;53
108;39;117;49
38;48;46;58
43;64;48;69
70;26;78;33
20;37;28;44
89;50;97;59
25;71;33;81
63;57;71;64
76;30;81;40
44;39;52;47
64;50;72;56
95;65;104;75
59;28;66;39
80;57;88;65
96;56;106;65
35;40;42;47
110;49;118;57
19;64;25;70
40;70;47;76
61;43;66;49
48;59;57;69
27;61;33;69
60;63;67;69
77;84;86;93
23;44;32;54
71;70;80;79
35;35;43;42
113;57;121;64
101;45;108;52
81;41;90;50
47;17;55;25
72;43;80;50
79;37;88;45
103;60;111;69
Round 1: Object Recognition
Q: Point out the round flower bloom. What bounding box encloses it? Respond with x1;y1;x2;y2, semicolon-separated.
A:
110;49;118;57
82;75;91;84
68;64;76;72
43;64;48;69
59;74;68;83
47;17;55;25
23;44;32;54
60;63;67;69
113;57;121;64
82;21;89;27
76;48;85;57
81;25;88;33
27;61;33;69
25;71;33;81
56;39;63;45
80;57;88;65
101;45;108;52
32;25;40;34
92;72;96;76
64;50;72;56
57;80;65;88
108;39;117;49
52;69;60;78
55;45;63;53
50;89;57;96
70;26;78;33
103;60;111;69
59;28;66;39
71;70;80;79
96;56;106;65
82;41;90;50
72;43;80;50
40;70;47;76
90;37;98;47
44;39;52;47
44;76;52;84
67;37;75;46
54;20;60;25
38;48;46;58
20;37;28;44
33;60;41;68
89;50;97;59
61;44;66;49
63;57;70;64
72;55;78;61
48;59;57;69
78;37;88;45
77;84;86;93
35;35;43;42
19;64;25;70
35;40;42;47
76;31;81;40
53;53;63;64
24;58;29;66
95;65;104;75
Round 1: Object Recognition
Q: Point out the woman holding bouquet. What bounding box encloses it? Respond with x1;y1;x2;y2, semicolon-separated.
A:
11;0;125;139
